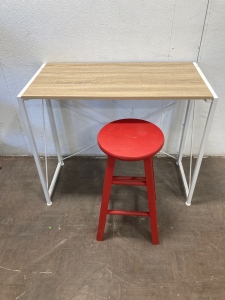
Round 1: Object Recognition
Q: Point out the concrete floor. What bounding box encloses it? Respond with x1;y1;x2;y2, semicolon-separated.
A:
0;156;225;300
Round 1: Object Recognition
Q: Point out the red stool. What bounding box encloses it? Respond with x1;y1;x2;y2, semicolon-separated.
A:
96;119;164;244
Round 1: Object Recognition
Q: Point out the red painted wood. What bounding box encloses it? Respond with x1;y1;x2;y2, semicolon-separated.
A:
98;118;164;161
107;210;149;217
113;176;146;181
144;158;159;245
96;119;163;244
112;175;146;186
96;156;115;241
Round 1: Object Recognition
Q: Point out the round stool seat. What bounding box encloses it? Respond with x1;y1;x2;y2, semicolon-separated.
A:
98;119;164;161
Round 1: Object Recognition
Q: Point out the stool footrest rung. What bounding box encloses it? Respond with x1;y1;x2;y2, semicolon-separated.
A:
107;209;149;217
112;176;146;186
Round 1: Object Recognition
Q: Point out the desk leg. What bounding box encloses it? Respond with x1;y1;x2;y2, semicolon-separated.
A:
18;98;52;206
177;100;194;164
46;100;64;165
46;99;64;198
186;98;218;206
176;100;194;197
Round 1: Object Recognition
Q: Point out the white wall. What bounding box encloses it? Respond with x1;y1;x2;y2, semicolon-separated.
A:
0;0;225;156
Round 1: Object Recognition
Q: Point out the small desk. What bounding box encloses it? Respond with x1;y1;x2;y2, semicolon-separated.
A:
17;62;218;206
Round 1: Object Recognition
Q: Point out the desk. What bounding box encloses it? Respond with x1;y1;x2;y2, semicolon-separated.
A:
17;62;218;206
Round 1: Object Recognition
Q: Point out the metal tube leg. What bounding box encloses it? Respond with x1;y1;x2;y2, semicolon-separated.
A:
45;100;64;166
18;97;52;206
186;98;218;206
177;100;194;164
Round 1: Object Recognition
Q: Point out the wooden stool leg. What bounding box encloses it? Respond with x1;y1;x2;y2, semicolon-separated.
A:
97;156;115;241
144;158;159;245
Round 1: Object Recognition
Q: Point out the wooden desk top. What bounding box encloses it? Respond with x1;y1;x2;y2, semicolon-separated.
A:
20;62;214;100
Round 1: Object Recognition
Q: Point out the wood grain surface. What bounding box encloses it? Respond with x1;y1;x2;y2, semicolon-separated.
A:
21;62;213;100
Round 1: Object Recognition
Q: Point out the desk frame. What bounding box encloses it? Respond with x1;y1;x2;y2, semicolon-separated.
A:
17;62;218;206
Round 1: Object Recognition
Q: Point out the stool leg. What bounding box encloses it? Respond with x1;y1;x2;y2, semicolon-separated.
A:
144;158;159;245
97;156;115;241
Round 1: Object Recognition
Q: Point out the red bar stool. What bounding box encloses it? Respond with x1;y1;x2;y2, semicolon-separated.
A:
96;119;164;244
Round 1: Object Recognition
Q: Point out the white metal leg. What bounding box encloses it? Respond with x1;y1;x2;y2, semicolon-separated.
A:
48;162;62;198
18;97;52;206
177;100;194;164
177;162;189;198
186;98;218;206
176;64;219;205
45;100;64;166
45;99;64;198
176;100;194;197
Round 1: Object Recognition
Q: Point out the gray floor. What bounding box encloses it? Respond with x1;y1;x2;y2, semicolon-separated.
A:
0;156;225;300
